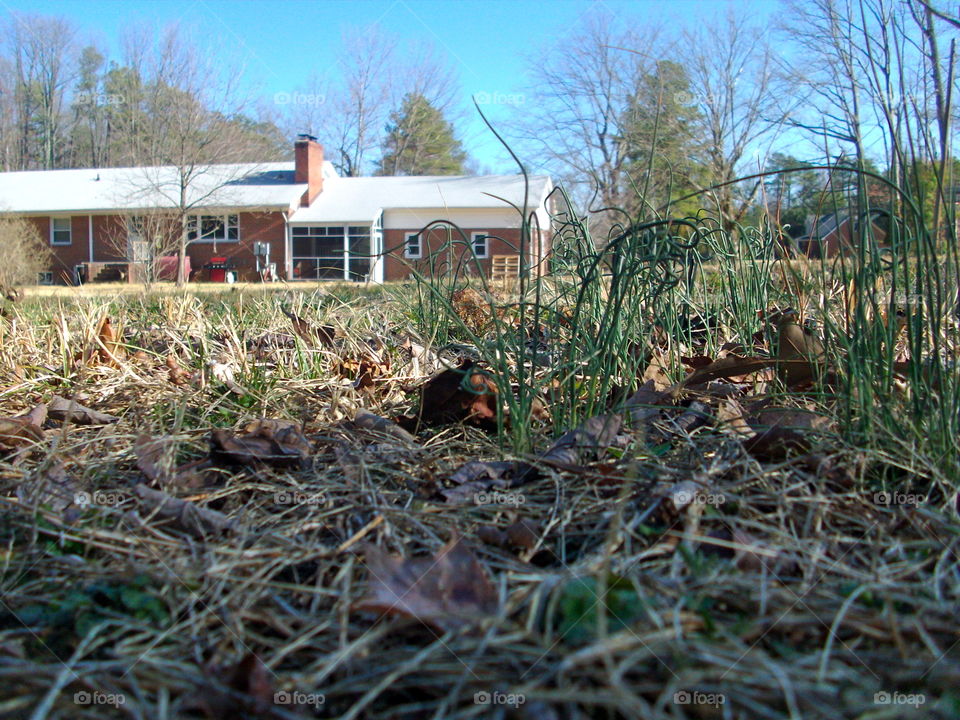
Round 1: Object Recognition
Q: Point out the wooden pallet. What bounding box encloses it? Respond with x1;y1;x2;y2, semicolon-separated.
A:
490;255;520;282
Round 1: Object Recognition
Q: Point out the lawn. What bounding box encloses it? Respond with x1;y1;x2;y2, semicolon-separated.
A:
1;229;958;719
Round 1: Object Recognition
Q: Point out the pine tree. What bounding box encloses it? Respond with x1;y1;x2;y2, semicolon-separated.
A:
377;93;465;176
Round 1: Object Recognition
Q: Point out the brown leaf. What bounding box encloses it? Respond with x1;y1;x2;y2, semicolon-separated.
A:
282;308;336;347
210;424;310;470
354;535;498;632
16;459;78;512
0;416;45;452
187;652;277;719
414;360;499;430
47;396;119;425
165;354;191;386
353;409;418;445
135;484;234;536
135;435;212;489
774;312;825;387
95;316;124;366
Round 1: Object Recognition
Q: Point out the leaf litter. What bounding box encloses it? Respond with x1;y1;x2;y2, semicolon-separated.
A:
0;290;957;719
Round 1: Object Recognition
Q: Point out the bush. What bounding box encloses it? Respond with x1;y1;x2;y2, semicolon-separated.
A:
0;215;51;293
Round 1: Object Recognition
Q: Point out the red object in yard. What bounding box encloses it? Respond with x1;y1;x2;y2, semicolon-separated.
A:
156;255;189;281
208;256;227;283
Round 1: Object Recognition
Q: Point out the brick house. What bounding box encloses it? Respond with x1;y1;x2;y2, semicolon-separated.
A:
0;136;554;284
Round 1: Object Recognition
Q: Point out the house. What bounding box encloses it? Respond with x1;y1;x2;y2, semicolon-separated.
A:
795;209;890;258
0;135;554;284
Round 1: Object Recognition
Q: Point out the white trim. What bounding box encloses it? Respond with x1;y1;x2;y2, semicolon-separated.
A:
404;231;422;259
187;213;240;243
471;231;489;259
50;216;72;245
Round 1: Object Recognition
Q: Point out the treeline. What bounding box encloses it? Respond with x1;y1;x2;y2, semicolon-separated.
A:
0;17;468;177
1;2;956;238
516;1;957;235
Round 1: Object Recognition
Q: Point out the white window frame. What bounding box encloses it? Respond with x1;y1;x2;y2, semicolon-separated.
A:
471;231;489;259
187;214;239;243
404;231;422;259
50;217;72;246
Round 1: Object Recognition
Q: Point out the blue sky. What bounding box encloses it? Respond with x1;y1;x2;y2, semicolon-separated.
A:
4;0;779;172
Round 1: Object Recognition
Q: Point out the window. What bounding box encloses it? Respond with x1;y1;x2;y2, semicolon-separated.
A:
51;217;72;245
187;214;239;242
471;232;489;258
404;232;422;259
38;271;53;285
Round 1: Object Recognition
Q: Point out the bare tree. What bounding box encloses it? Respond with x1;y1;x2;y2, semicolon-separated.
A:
112;23;267;286
2;13;79;169
682;10;796;229
519;13;658;217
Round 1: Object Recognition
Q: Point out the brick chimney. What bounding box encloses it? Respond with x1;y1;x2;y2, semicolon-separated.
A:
294;134;324;206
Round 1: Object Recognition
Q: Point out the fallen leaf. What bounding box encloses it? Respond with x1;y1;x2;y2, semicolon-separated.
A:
135;485;234;536
354;535;498;632
47;396;119;425
0;416;45;452
208;361;247;395
410;360;500;430
186;652;277;719
210;424;310;470
16;460;78;512
95;316;124;366
353;409;418;445
282;308;336;347
135;435;212;489
166;354;191;386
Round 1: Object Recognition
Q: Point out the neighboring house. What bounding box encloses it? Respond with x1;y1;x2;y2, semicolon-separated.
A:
0;135;554;284
795;209;889;258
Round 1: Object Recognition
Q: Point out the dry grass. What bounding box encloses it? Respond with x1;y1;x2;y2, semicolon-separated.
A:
0;286;957;720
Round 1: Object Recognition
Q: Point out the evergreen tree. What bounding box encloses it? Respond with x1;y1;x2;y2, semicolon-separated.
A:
377;93;465;176
620;60;705;218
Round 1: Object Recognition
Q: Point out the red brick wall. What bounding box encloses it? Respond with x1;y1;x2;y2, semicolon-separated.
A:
382;227;550;282
294;139;324;207
32;210;287;284
185;212;286;282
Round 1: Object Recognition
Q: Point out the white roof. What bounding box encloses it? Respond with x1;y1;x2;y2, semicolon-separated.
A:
0;161;336;214
289;174;553;224
0;163;552;222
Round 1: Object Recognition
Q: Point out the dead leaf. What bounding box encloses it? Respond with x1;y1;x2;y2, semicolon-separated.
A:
0;416;45;452
210;424;310;470
209;361;247;395
95;316;124;366
166;354;191;386
353;409;418;445
186;652;277;719
354;535;498;632
16;460;78;512
282;307;336;347
408;359;500;430
135;484;234;536
47;396;119;425
135;435;211;489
